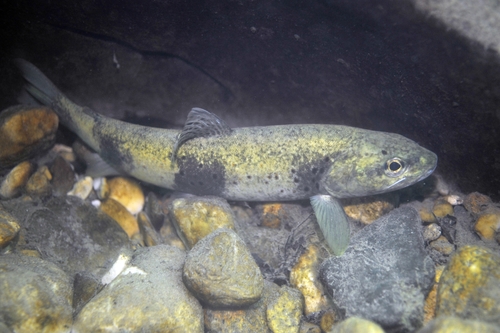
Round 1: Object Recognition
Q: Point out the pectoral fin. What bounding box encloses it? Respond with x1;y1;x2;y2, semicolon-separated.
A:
172;108;232;163
310;195;350;256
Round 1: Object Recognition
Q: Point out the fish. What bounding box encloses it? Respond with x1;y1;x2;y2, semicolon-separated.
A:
16;59;438;255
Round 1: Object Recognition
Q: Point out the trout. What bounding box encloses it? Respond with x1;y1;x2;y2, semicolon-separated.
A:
16;59;437;255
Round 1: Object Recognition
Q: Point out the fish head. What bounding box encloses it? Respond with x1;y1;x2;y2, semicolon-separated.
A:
322;130;437;198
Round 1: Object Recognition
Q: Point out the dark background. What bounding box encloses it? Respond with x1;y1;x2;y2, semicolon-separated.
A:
2;0;500;198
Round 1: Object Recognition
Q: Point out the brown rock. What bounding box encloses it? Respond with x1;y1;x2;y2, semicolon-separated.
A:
463;192;493;215
0;205;21;247
0;161;33;199
107;176;145;215
24;165;52;197
343;192;398;224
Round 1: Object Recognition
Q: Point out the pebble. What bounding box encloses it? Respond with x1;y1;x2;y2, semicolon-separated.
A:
67;176;93;200
49;155;75;196
423;223;442;242
258;203;285;228
168;195;236;249
423;265;445;323
474;209;500;240
327;317;384;333
444;194;463;206
290;244;329;315
429;236;455;255
25;164;52;197
106;176;145;215
463;192;492;215
93;177;109;199
183;228;263;308
0;205;21;247
99;198;141;241
419;208;437;223
343;192;398;224
73;245;203;332
0;161;33;199
432;199;454;218
320;207;435;332
436;245;500;324
0;254;72;333
0;105;58;169
418;316;500;333
266;285;304;333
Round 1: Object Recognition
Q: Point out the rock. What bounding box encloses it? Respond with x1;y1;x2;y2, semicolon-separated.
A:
0;161;33;199
319;310;337;332
463;192;492;215
257;203;286;228
0;254;72;333
106;176;144;215
432;199;454;218
300;322;322;333
2;195;131;278
183;228;263;308
419;208;437;223
266;285;304;333
429;236;455;255
49;155;75;196
327;317;385;333
204;280;277;333
320;207;435;332
24;165;52;197
290;244;329;315
423;223;442;242
169;195;235;249
423;265;445;324
342;192;398;224
474;209;500;240
417;316;500;333
73;245;203;332
67;176;93;200
0;205;21;248
436;245;500;324
0;105;58;169
99;198;141;242
144;191;165;228
72;271;102;315
137;211;163;246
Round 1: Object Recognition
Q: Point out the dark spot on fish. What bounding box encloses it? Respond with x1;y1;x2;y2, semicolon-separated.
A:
324;156;330;162
181;155;186;160
267;174;272;179
319;167;325;174
315;183;319;190
179;171;185;176
199;181;204;186
291;168;296;174
280;189;284;193
312;167;318;174
265;181;269;184
247;175;252;179
381;150;388;155
213;174;218;179
294;177;299;183
233;181;238;185
198;163;203;168
96;130;134;172
175;157;226;195
274;174;279;180
304;186;310;192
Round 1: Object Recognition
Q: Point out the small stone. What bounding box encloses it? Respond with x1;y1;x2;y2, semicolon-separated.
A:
99;198;141;241
266;285;304;333
160;217;186;250
436;245;500;324
169;196;235;249
183;228;263;308
67;176;93;200
24;165;52;197
320;207;435;332
429;236;455;255
51;144;76;163
327;317;385;333
418;316;500;333
320;310;337;332
300;322;322;333
258;203;285;228
49;155;75;196
107;176;144;215
93;177;109;199
432;199;454;218
423;265;445;324
72;271;102;315
423;223;442;242
474;210;500;240
73;245;203;332
463;192;492;215
0;254;72;333
445;194;463;206
0;105;58;169
419;208;437;223
0;161;33;199
342;192;397;224
0;205;21;247
144;191;165;228
290;244;329;315
137;211;163;246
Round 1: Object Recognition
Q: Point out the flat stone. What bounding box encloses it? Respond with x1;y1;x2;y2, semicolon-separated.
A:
436;245;500;324
0;254;72;333
183;228;263;308
320;207;435;332
73;245;203;332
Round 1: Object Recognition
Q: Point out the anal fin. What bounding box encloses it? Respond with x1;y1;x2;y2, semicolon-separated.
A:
310;195;350;256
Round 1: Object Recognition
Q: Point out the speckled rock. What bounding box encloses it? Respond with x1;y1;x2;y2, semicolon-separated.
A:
417;316;500;333
73;245;203;332
290;244;329;315
67;176;93;200
1;195;131;278
0;254;72;333
0;105;58;169
463;192;492;215
106;176;144;215
0;204;21;247
183;228;263;308
204;280;277;333
474;209;500;240
327;317;385;333
436;245;500;324
342;192;398;224
320;207;435;332
0;161;33;199
169;196;235;248
25;165;52;197
423;223;442;242
266;285;304;333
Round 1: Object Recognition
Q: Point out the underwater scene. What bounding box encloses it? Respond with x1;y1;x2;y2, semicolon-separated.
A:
1;0;500;332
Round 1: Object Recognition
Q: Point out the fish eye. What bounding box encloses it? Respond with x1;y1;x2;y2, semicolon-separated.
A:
384;157;406;177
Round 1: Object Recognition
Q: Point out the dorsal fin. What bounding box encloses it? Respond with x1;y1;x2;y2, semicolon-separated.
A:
171;108;232;163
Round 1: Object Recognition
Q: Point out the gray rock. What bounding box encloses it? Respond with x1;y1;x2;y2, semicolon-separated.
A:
183;228;264;308
73;244;203;332
319;207;435;333
0;254;73;333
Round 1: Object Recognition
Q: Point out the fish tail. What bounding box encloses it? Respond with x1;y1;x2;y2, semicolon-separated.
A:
16;59;99;149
